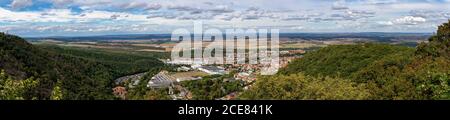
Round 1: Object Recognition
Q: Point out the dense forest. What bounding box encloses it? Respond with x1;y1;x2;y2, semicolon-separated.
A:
0;33;165;100
241;20;450;100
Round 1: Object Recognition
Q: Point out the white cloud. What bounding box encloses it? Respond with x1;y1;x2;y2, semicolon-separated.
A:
0;7;41;22
332;0;349;10
379;16;427;26
115;2;161;11
0;7;153;23
365;0;398;5
2;0;450;36
51;0;74;8
290;26;304;30
145;3;162;10
393;16;427;25
377;21;394;25
10;0;33;10
409;10;450;23
388;3;437;10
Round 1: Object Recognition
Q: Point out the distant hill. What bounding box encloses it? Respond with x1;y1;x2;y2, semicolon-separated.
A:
1;33;164;100
280;32;431;42
25;32;431;43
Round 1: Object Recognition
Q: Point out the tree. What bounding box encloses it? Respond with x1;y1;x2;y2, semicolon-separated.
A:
239;73;371;100
274;20;450;100
0;70;39;100
416;20;450;58
1;33;166;99
51;80;63;100
144;88;171;100
279;43;414;78
407;20;450;99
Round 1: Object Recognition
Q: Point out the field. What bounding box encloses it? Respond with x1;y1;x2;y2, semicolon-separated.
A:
29;32;432;57
171;71;209;78
280;42;326;49
33;40;171;59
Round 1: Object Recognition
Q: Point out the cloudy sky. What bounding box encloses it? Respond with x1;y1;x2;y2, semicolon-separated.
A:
0;0;449;37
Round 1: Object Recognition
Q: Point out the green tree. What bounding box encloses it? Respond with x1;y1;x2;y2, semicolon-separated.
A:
408;20;450;99
416;20;450;58
240;73;371;100
279;43;414;78
181;75;243;100
51;80;63;100
144;88;171;100
0;70;39;100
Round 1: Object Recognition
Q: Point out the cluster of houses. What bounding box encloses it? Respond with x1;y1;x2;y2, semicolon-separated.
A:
197;66;227;75
114;73;146;87
113;50;306;99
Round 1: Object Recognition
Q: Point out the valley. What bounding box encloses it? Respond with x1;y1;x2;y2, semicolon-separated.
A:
1;30;447;100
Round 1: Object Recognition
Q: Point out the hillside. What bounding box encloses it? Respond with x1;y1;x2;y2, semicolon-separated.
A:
279;43;415;78
246;42;448;100
242;20;450;100
0;33;164;100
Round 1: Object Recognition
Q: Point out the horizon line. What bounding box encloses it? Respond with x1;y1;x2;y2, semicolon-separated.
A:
21;32;434;38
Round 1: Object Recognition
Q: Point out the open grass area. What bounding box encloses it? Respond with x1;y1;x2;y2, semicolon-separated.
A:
171;71;209;78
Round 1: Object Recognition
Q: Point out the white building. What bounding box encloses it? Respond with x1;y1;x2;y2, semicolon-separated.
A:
198;66;226;75
147;71;174;88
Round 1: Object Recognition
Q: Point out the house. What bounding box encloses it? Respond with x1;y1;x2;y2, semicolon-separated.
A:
176;77;202;82
112;86;127;99
234;72;256;82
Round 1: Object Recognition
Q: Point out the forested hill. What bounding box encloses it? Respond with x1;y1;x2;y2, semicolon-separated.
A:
278;43;416;78
241;20;450;100
0;33;164;100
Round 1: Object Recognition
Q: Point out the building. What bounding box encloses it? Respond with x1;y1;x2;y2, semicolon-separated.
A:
167;59;205;65
177;66;191;72
114;73;145;85
234;72;256;83
147;71;175;88
176;77;202;82
112;86;127;100
198;66;226;75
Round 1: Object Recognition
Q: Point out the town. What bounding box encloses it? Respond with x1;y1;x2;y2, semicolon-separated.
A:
112;49;305;100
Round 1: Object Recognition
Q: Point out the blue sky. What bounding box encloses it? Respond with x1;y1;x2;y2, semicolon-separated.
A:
0;0;449;37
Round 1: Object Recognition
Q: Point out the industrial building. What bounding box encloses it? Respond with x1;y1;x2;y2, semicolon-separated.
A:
147;71;175;88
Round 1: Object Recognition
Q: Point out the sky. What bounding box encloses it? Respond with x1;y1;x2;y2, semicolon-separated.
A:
0;0;449;37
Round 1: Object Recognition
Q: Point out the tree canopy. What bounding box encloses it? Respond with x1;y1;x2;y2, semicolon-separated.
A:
1;33;165;100
242;20;450;100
